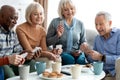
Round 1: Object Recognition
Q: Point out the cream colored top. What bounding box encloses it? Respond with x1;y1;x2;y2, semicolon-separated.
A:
16;22;47;51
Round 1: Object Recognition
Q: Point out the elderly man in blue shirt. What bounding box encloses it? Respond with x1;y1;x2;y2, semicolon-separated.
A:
84;11;120;80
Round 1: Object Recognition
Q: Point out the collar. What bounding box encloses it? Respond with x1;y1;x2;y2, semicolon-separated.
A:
64;18;76;30
100;27;118;39
110;27;118;36
0;25;11;34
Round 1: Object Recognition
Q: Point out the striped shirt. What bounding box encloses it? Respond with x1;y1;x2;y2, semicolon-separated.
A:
0;26;23;57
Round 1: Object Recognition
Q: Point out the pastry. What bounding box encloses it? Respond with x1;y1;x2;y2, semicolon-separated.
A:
42;71;50;77
57;73;63;78
48;72;58;78
42;71;63;78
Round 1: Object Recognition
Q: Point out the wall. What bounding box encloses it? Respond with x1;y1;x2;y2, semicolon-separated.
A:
1;0;120;30
48;0;120;30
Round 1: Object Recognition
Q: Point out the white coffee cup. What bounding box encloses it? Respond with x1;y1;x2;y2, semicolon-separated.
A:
71;64;82;79
52;62;61;73
19;65;30;80
46;60;54;69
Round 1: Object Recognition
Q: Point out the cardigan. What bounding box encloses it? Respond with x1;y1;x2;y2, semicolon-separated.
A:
46;17;86;52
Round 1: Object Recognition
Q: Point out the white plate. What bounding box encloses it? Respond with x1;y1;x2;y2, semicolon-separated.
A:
62;64;93;73
39;74;67;80
82;66;93;73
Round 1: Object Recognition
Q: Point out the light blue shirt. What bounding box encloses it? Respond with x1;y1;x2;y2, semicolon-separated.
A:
90;27;120;76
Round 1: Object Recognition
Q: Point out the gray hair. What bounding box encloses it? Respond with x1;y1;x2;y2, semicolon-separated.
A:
96;11;112;21
58;0;76;19
25;2;44;24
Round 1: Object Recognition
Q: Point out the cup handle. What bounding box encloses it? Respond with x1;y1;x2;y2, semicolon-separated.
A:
89;67;94;73
88;63;94;73
34;65;36;70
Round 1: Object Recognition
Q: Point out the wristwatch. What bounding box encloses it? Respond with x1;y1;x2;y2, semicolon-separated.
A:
102;55;106;62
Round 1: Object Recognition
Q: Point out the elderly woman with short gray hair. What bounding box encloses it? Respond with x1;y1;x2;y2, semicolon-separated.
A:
47;0;88;65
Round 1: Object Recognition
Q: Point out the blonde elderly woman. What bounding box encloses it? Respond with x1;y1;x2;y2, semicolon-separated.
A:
46;0;88;65
16;2;60;72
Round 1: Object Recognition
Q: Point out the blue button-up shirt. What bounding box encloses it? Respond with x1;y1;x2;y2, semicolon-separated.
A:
0;26;23;57
91;27;120;76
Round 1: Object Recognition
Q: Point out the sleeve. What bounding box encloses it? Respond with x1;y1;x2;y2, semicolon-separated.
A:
105;34;120;65
16;26;32;51
13;32;23;54
40;29;47;51
87;37;97;63
46;19;60;46
0;57;9;66
93;36;97;50
79;21;86;45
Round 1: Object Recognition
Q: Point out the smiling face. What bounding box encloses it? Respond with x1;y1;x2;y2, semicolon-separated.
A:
30;9;44;25
62;3;75;19
25;2;44;26
0;5;18;31
6;12;18;30
95;15;112;37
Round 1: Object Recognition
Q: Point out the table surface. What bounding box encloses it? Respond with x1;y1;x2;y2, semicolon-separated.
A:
6;65;105;80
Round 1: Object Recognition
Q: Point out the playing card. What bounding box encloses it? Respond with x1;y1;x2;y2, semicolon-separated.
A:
21;52;28;58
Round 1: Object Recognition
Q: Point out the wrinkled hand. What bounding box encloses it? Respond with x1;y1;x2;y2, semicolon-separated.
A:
20;50;34;60
57;48;63;55
8;54;25;66
88;50;102;61
52;48;63;55
45;51;57;61
57;25;64;37
33;49;42;59
80;42;90;53
26;52;34;60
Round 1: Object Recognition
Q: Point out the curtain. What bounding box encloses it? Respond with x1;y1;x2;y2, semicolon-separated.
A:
34;0;48;30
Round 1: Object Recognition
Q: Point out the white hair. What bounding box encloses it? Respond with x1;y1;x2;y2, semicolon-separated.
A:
96;11;112;21
58;0;76;19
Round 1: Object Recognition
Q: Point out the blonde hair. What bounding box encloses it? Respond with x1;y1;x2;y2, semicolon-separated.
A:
58;0;76;19
25;2;44;24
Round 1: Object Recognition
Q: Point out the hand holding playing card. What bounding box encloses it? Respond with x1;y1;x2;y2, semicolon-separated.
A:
32;47;42;53
21;52;28;58
32;47;42;58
